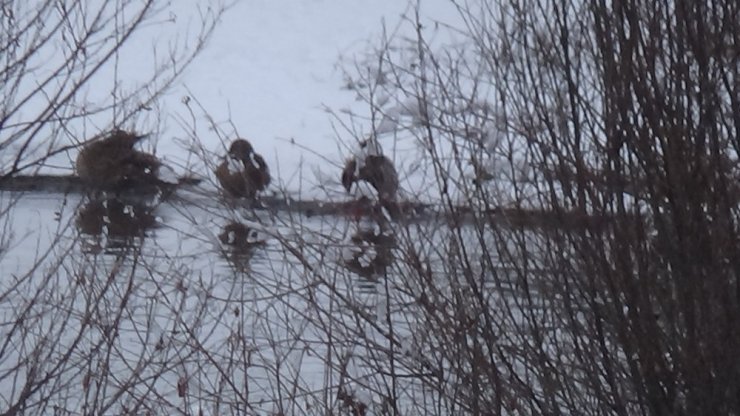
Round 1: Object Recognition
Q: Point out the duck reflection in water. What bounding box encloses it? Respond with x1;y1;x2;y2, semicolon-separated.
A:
341;223;396;280
218;221;267;271
76;197;157;253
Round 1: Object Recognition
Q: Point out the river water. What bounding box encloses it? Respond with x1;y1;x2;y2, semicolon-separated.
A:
0;189;459;414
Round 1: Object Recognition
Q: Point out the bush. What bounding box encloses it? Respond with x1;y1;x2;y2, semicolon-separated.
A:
1;0;738;414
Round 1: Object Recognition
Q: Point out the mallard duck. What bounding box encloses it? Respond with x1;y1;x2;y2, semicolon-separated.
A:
341;139;398;201
215;139;270;199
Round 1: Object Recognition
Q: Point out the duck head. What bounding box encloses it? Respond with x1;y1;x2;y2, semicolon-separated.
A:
228;139;254;161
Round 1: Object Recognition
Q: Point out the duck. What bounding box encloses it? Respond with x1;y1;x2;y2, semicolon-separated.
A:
215;139;270;199
341;138;399;201
75;130;167;192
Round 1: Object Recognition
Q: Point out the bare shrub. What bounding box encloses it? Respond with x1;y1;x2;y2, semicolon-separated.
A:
316;0;740;414
0;0;224;178
2;0;738;415
0;1;227;414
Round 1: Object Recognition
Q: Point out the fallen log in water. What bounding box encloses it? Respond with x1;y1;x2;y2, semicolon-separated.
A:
0;174;87;193
0;174;616;230
0;174;429;218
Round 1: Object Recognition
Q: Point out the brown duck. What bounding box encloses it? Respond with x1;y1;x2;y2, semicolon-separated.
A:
341;139;399;201
215;139;270;198
76;130;163;191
